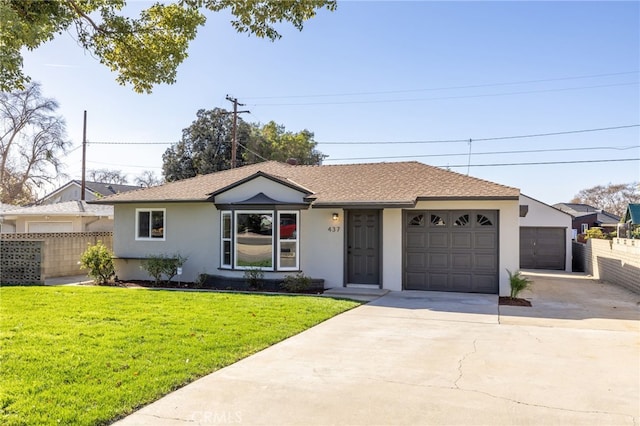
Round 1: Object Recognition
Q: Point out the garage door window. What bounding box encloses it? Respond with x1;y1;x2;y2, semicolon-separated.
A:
454;214;470;227
430;214;446;226
409;214;424;227
477;214;494;226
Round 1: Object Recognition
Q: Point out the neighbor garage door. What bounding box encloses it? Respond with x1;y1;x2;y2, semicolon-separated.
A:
520;227;565;270
404;210;499;294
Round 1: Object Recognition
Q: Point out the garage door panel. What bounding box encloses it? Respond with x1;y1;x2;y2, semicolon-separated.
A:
475;233;496;249
427;252;449;269
406;233;426;249
475;254;497;270
451;233;472;249
451;274;471;288
406;252;426;269
451;253;472;269
428;232;448;248
404;210;498;294
406;272;426;289
474;275;498;293
428;273;450;291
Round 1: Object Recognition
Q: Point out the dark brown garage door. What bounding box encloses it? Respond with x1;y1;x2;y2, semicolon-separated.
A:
520;227;565;270
404;210;499;294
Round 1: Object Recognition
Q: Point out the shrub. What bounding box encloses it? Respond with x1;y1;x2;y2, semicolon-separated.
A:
141;253;187;286
79;241;115;285
584;227;606;240
281;272;312;293
243;267;264;290
507;269;532;299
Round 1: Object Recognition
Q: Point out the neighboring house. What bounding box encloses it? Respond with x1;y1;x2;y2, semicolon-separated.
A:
0;203;20;233
39;180;141;205
0;201;114;233
519;195;572;271
619;203;640;238
92;161;522;296
552;203;620;236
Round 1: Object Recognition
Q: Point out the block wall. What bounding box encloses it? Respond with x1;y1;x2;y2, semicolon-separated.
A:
0;232;113;279
587;238;640;294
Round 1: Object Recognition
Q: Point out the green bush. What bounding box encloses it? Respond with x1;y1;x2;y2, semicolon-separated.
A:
141;253;187;286
507;269;532;299
281;272;312;293
243;267;264;290
79;241;115;285
584;227;606;240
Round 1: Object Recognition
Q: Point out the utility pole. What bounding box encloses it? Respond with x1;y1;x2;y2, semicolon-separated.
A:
81;110;87;200
225;95;250;168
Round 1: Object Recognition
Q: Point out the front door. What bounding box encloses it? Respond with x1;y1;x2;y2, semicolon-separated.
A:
347;210;380;285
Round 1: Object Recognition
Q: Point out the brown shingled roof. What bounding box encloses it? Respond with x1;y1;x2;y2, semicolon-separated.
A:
91;161;519;206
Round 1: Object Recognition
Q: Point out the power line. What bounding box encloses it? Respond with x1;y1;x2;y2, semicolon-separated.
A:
440;158;639;168
317;124;640;145
323;145;640;162
250;82;638;106
89;141;177;145
241;71;639;100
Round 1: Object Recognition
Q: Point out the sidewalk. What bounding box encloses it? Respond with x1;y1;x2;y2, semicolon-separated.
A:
44;275;92;286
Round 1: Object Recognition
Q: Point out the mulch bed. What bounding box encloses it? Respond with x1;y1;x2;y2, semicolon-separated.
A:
499;296;532;307
93;280;324;294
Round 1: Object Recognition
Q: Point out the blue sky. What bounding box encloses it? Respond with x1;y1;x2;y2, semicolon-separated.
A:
21;1;639;205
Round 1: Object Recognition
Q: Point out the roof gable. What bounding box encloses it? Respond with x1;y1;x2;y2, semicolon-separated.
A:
623;204;640;224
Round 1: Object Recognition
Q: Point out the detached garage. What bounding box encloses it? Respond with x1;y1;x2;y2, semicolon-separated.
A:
519;195;572;272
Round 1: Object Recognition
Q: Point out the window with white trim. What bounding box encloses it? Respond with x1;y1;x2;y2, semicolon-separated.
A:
220;210;299;271
136;208;166;240
581;223;589;234
221;212;232;267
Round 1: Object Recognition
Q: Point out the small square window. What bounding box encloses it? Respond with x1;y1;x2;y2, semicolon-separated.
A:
136;209;165;241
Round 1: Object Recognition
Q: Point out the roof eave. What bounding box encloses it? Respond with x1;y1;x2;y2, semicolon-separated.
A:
89;198;208;205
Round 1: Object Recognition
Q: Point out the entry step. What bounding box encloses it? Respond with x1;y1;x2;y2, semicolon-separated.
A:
323;286;389;302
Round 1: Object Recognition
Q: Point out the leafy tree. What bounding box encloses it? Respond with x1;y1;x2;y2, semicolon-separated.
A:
1;0;336;93
162;108;250;181
571;182;640;218
88;168;128;184
135;170;163;187
162;109;326;182
245;121;326;165
0;82;68;204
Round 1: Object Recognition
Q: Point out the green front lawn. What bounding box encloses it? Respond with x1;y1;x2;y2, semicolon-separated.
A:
0;287;359;425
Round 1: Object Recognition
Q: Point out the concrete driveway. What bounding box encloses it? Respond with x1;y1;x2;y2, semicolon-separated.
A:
115;272;639;425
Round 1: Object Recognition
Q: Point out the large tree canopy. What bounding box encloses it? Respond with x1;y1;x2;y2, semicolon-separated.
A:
245;121;326;165
571;182;640;218
1;0;336;93
162;108;246;181
162;108;325;182
0;82;68;204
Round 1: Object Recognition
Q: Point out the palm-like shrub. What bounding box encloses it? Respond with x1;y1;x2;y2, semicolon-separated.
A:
507;269;532;299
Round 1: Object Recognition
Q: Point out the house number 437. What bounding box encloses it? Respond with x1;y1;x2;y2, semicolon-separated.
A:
328;226;340;232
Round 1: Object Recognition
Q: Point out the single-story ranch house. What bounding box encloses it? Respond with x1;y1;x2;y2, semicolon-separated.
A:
92;161;521;296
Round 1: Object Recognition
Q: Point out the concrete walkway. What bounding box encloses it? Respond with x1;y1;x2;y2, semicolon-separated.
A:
44;274;92;286
115;272;639;426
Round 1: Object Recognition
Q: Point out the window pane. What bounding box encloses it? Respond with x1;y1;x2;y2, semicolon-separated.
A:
151;211;164;238
223;241;231;266
279;241;297;269
138;211;150;238
222;213;231;239
236;213;272;268
279;213;297;240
